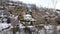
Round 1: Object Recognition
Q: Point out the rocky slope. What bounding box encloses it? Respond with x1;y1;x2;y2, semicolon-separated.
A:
5;1;60;25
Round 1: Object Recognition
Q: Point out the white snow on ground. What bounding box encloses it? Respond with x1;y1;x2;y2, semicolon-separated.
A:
27;26;34;28
2;23;11;28
39;28;45;34
44;25;54;29
57;25;60;30
0;23;13;34
19;23;25;28
44;25;60;30
0;23;11;31
45;12;50;15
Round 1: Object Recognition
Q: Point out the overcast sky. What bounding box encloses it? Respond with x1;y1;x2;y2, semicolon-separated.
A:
12;0;60;9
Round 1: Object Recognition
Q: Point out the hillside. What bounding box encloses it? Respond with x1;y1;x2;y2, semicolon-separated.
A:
5;1;60;25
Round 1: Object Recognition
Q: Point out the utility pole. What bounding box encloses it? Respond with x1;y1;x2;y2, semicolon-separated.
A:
51;0;57;34
51;0;57;12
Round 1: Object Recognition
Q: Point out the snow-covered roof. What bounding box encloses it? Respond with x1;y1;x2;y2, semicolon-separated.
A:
24;14;31;16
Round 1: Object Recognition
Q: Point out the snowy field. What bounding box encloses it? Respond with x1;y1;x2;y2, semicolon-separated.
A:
0;23;60;34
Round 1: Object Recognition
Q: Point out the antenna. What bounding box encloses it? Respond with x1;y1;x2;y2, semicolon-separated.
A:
51;0;57;12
